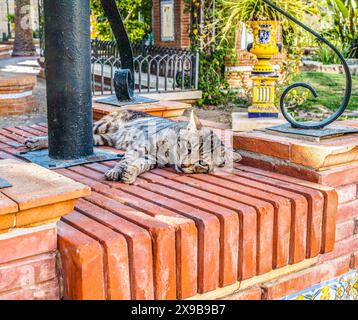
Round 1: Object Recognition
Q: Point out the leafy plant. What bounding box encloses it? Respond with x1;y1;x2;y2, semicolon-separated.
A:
7;14;15;24
181;0;244;107
216;0;319;49
312;42;351;64
33;29;40;39
197;47;234;106
325;0;358;58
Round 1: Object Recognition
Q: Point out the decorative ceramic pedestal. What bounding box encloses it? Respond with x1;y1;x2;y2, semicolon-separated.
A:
248;75;279;118
247;20;281;119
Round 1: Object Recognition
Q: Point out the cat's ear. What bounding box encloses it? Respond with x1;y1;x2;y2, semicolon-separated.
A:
188;110;203;131
233;151;242;163
224;147;242;163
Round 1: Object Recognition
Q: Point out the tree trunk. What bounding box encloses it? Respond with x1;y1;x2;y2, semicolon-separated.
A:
12;0;36;56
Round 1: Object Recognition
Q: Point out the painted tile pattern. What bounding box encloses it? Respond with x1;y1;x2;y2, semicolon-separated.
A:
283;270;358;300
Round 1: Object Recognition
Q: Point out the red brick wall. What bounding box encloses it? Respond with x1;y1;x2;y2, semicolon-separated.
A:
229;124;358;299
0;226;60;300
152;0;191;48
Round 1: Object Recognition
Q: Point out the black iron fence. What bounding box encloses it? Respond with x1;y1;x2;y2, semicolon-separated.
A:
91;39;199;95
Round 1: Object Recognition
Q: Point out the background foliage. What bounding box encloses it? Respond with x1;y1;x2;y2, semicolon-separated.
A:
90;0;151;43
324;0;358;58
186;0;248;107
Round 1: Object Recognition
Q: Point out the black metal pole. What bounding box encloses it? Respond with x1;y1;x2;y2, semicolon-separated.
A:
44;0;93;159
37;0;42;56
6;0;11;38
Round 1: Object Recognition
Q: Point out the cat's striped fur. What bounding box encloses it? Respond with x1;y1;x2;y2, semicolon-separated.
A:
25;110;242;184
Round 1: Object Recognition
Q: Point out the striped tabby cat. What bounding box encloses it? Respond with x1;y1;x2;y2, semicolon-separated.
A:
25;110;242;184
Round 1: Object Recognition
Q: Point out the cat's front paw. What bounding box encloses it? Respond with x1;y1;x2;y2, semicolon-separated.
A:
105;168;122;181
105;166;139;184
25;137;48;151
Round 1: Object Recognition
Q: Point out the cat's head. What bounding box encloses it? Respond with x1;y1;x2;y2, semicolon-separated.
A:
176;111;242;174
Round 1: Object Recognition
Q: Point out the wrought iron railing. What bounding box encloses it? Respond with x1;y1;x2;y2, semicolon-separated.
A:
262;0;352;130
91;39;200;95
91;39;191;59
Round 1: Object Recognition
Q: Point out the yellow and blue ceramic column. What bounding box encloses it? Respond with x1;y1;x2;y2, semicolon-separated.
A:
247;20;281;118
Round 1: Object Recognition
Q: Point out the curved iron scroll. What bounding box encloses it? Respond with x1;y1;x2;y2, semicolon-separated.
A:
100;0;135;101
262;0;352;129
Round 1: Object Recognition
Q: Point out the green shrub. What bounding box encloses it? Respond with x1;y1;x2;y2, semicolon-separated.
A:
312;43;351;64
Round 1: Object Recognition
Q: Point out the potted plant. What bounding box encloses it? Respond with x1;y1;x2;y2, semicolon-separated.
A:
247;19;281;73
219;0;318;72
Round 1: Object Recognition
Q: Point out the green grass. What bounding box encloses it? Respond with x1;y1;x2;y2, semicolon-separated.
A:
292;72;358;112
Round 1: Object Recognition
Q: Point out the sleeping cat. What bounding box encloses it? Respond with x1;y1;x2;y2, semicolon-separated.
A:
25;110;242;184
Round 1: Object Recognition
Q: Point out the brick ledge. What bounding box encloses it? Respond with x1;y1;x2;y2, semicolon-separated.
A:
187;258;317;300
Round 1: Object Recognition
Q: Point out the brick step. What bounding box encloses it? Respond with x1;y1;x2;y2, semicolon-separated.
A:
261;255;352;300
0;125;339;300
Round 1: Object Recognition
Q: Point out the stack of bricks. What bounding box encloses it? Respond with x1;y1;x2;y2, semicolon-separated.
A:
0;159;90;300
0;121;348;300
0;44;12;59
0;74;37;116
232;121;358;299
53;164;337;300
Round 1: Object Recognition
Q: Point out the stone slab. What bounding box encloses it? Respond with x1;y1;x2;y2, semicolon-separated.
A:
93;99;191;121
234;120;358;171
267;123;358;140
0;192;18;216
17;148;123;170
0;159;91;211
95;94;159;107
140;90;203;103
232;112;286;132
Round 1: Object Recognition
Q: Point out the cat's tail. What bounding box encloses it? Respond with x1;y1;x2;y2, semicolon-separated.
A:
93;134;114;147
